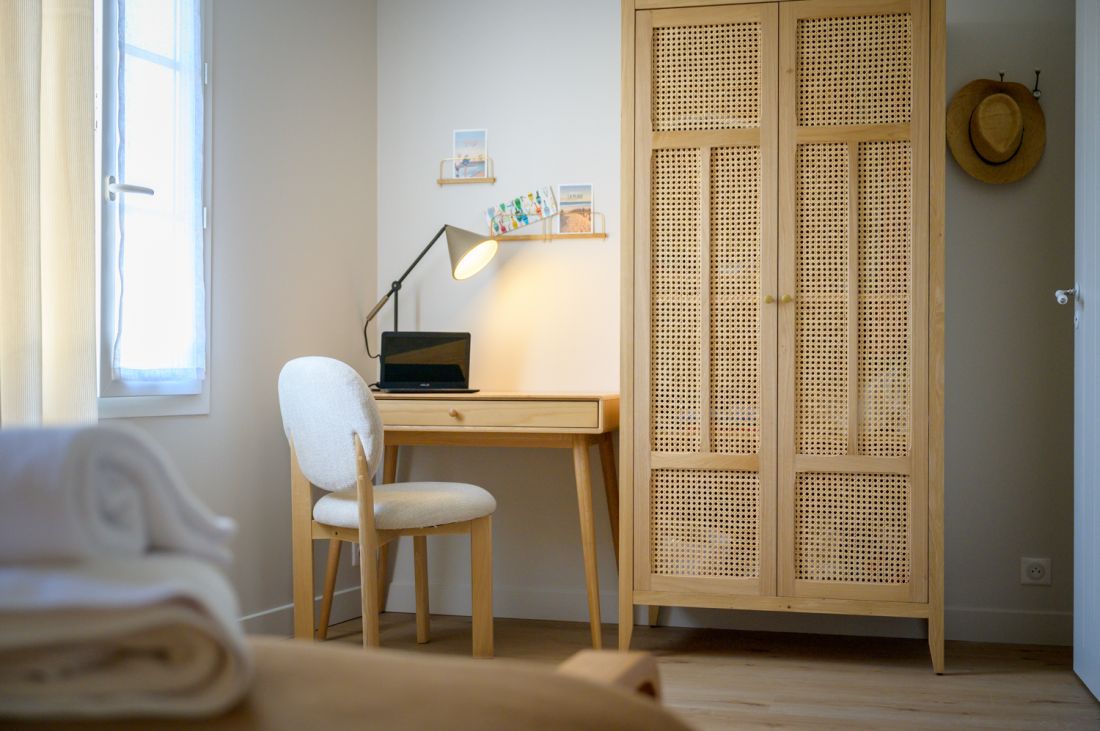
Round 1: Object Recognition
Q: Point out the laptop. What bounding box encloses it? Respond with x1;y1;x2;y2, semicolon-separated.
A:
375;331;478;393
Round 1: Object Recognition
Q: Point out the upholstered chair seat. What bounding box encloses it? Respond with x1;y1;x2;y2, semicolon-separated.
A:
314;482;496;531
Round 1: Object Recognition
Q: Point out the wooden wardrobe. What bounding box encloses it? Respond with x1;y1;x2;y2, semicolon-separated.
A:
619;0;945;671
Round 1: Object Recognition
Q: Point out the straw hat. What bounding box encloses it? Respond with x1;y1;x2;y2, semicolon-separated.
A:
947;79;1045;184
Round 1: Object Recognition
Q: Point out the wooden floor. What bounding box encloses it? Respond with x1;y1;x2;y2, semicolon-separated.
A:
328;613;1100;730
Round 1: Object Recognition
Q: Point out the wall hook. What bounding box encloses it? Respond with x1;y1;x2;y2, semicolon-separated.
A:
1032;68;1042;100
998;70;1005;82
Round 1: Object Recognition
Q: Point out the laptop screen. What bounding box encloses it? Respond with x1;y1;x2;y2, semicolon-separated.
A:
379;332;471;389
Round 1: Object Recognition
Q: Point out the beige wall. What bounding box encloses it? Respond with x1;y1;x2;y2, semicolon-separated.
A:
119;0;378;631
375;0;1077;644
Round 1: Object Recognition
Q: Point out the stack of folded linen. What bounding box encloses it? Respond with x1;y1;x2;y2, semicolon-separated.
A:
0;425;253;720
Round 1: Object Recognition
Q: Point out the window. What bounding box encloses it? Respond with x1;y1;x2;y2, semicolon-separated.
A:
97;0;210;416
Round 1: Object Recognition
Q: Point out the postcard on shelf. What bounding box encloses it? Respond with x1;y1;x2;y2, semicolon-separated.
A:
557;183;594;234
453;129;488;179
486;187;558;236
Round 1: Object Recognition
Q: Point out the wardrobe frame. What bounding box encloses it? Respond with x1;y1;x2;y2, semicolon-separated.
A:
618;0;946;672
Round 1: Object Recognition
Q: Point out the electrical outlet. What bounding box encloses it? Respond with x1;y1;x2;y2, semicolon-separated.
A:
1020;557;1052;586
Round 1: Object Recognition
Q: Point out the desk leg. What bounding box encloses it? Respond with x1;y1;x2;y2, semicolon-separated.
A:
597;433;619;568
572;435;602;649
378;445;399;613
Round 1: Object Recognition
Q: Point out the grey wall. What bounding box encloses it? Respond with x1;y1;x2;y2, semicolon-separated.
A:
119;0;379;631
943;0;1075;644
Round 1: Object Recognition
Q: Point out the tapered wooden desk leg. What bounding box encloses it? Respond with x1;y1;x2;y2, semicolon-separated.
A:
470;516;493;658
572;435;602;650
377;444;399;613
597;433;619;567
317;539;342;640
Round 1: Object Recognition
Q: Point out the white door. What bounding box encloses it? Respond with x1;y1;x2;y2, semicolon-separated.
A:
1073;0;1100;700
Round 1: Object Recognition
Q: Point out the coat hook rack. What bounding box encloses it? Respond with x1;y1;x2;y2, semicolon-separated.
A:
1032;68;1042;100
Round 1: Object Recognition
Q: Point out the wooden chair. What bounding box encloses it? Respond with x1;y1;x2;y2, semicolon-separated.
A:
278;356;495;657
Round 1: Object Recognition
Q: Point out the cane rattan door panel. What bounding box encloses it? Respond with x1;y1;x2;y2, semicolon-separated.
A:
778;0;928;603
635;2;777;597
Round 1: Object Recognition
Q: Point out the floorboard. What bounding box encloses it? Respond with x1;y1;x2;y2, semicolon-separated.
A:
326;613;1100;730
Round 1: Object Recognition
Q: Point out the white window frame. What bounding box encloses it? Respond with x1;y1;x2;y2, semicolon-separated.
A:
94;0;214;419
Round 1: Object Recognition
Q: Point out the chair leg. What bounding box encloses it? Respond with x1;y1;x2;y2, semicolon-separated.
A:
378;445;398;613
316;539;342;640
470;516;493;658
378;542;390;614
291;535;315;641
414;535;430;643
360;536;381;648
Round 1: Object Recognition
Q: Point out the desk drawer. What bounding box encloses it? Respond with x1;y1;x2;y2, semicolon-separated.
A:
376;399;599;430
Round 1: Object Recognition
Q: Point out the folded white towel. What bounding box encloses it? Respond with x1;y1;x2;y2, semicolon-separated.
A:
0;555;254;719
0;425;235;568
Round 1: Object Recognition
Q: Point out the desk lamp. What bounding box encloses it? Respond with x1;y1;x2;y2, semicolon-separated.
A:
363;225;497;346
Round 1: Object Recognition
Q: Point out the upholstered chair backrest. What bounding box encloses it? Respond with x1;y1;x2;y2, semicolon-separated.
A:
277;356;383;491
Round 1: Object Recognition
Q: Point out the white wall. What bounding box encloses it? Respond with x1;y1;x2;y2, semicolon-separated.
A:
375;0;622;623
118;0;379;631
375;0;1077;645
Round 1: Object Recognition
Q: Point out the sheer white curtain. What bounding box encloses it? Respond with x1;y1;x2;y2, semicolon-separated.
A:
109;0;205;388
0;0;97;425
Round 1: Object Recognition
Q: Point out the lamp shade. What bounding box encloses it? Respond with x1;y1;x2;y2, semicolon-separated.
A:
445;225;498;280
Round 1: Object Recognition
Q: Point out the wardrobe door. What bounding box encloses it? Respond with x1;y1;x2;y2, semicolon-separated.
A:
634;3;778;598
777;0;929;602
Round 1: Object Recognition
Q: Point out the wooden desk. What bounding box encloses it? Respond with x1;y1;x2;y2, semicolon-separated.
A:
374;392;619;649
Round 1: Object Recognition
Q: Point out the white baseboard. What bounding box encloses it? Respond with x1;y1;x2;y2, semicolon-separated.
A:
241;582;1072;646
240;586;365;636
944;606;1072;645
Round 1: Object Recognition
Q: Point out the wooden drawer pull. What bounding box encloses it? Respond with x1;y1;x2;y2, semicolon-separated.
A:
448;409;460;418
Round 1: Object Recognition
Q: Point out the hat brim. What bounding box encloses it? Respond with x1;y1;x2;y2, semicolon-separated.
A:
946;79;1046;184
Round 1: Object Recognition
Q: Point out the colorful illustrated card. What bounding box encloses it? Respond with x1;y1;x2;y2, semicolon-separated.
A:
486;187;558;236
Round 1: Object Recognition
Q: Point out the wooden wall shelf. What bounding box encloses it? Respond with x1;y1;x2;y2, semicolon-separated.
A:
438;177;497;185
495;211;608;242
498;232;609;242
437;156;496;185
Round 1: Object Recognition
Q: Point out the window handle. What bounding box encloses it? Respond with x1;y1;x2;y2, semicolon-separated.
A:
104;175;155;202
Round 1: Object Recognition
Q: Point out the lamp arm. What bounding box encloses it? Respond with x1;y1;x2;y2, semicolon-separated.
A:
362;225;449;354
394;224;448;286
363;290;393;328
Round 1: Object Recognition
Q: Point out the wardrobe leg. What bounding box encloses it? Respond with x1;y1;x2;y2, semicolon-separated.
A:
928;614;945;674
648;606;661;628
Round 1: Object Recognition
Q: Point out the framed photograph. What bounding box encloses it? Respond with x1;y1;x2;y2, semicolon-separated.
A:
485;187;558;236
453;128;488;179
557;183;594;234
